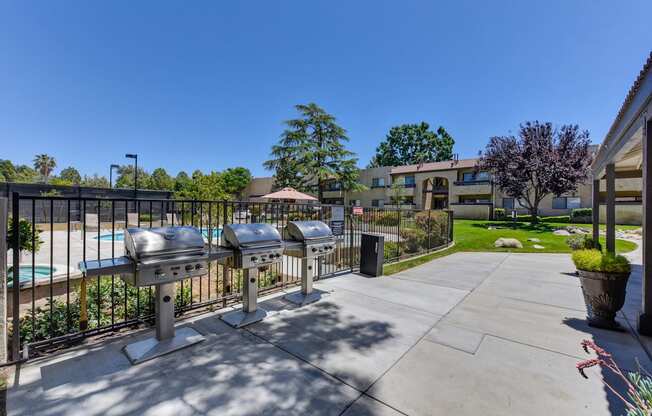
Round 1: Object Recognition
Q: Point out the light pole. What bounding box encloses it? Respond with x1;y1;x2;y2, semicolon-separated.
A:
125;154;138;198
109;164;119;188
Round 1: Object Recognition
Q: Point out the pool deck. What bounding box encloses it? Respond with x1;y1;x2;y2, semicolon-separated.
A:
6;248;651;415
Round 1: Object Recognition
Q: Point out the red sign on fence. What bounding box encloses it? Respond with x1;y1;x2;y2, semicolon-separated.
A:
352;206;363;215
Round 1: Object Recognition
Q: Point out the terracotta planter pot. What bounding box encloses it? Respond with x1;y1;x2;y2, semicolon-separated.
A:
578;270;630;331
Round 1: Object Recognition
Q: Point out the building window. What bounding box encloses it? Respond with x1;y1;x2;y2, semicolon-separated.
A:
552;197;566;209
371;177;385;188
404;175;416;187
324;182;341;191
462;171;490;182
567;197;581;209
350;199;360;206
503;198;514;209
371;199;384;208
552;196;581;210
459;195;491;204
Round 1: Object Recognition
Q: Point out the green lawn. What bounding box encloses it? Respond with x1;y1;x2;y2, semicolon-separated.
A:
383;219;639;275
453;219;638;254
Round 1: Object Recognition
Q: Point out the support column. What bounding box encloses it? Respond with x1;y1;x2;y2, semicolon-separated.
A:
592;179;600;248
605;164;616;254
0;198;7;363
640;119;652;335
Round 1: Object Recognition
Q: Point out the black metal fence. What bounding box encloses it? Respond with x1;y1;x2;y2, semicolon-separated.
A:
6;193;452;357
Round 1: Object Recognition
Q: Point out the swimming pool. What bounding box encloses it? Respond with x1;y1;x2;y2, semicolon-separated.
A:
8;265;61;287
95;229;222;241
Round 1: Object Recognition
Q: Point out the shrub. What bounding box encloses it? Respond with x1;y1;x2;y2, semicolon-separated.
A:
373;211;400;226
384;241;399;260
566;234;600;251
288;211;318;221
18;299;81;345
399;228;422;253
571;249;630;274
570;208;592;223
18;276;194;344
414;211;448;248
493;208;505;220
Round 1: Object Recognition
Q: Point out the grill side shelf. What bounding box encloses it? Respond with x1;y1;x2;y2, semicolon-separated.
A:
79;256;135;277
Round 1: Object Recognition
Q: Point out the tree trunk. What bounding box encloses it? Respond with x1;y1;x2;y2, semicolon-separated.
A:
318;181;323;203
530;206;539;223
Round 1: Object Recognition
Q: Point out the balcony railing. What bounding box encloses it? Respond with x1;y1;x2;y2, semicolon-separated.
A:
453;180;491;186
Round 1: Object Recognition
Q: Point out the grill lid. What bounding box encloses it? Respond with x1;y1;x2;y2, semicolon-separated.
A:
221;223;282;249
286;221;333;242
124;226;205;260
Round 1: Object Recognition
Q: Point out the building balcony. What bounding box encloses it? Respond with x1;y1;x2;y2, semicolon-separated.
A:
453;182;492;196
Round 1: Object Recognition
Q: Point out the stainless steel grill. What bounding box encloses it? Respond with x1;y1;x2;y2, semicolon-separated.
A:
219;223;284;269
283;221;336;305
217;223;284;328
79;226;231;364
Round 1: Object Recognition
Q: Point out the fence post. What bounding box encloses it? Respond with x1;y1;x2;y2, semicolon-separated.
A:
396;209;400;259
448;210;454;244
0;198;7;363
11;192;20;360
348;210;354;271
427;209;432;252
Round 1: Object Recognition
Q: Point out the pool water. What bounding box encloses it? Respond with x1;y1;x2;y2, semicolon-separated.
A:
95;229;221;241
8;265;59;287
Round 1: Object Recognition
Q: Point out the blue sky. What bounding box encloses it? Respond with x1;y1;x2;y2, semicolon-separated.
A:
1;1;651;178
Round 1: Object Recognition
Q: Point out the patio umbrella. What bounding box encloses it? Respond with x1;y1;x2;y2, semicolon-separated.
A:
261;187;318;201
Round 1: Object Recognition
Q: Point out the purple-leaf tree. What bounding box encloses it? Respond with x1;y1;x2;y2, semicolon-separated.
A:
478;121;592;222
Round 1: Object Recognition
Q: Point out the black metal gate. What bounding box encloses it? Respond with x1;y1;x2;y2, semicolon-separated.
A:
7;193;452;358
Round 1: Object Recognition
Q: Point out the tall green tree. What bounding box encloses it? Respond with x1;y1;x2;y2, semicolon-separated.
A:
14;165;38;183
264;103;362;200
148;168;174;191
221;167;252;199
0;160;17;182
115;165;150;189
174;171;192;194
59;167;82;185
174;170;229;201
33;154;57;183
82;174;110;188
368;122;455;167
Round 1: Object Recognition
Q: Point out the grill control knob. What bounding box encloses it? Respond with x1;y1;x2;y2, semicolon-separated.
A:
195;264;203;270
311;247;318;252
251;256;258;262
185;264;194;271
155;269;166;279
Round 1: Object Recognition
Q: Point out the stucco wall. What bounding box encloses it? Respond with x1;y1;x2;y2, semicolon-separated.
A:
598;204;642;225
450;204;491;220
243;177;274;200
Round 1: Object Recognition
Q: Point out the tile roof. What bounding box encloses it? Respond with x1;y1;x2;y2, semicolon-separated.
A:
390;158;479;174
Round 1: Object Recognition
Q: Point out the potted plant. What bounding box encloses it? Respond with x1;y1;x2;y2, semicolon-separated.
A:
572;249;631;330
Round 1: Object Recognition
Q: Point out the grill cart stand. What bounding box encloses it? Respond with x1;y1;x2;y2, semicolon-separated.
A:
123;282;205;365
221;268;268;328
284;258;321;306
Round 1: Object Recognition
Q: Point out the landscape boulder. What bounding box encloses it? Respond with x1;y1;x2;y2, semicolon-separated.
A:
494;238;523;249
533;244;545;249
553;229;572;236
527;238;540;242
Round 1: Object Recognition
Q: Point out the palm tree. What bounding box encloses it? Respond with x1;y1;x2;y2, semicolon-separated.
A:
33;154;56;183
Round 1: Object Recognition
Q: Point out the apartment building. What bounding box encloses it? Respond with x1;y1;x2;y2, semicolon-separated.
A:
243;157;642;223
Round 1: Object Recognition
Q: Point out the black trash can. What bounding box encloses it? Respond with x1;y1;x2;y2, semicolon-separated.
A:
360;233;384;277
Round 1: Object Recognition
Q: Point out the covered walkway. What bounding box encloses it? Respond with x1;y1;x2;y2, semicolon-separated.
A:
592;52;652;335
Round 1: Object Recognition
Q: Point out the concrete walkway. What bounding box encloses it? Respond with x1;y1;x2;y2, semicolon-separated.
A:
7;251;651;415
